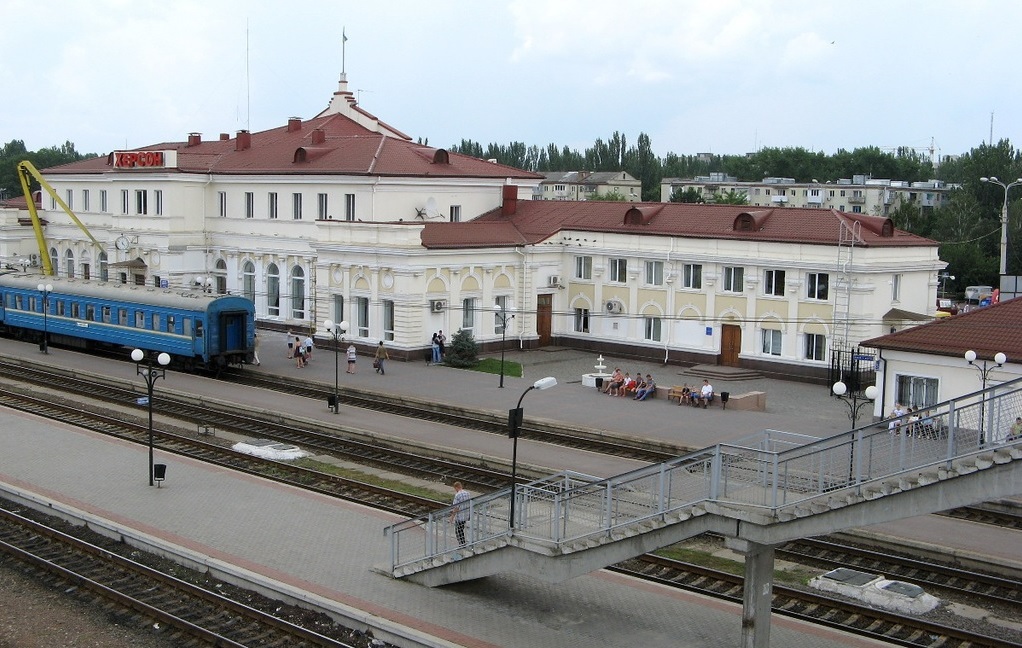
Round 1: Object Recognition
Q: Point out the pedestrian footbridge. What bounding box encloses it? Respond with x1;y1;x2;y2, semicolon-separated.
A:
383;379;1022;647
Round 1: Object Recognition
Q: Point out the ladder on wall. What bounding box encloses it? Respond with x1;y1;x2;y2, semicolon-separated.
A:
833;219;861;351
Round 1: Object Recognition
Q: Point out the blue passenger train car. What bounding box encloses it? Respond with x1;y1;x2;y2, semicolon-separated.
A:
0;273;254;371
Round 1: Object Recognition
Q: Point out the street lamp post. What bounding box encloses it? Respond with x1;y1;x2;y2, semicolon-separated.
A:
37;283;52;354
493;304;515;388
507;376;557;530
831;380;879;426
965;349;1006;443
323;319;349;413
938;272;955;299
980;176;1022;277
131;348;171;486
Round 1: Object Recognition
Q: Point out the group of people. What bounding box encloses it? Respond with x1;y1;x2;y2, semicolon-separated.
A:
886;403;940;436
430;330;447;365
675;379;715;407
601;368;656;400
287;332;315;368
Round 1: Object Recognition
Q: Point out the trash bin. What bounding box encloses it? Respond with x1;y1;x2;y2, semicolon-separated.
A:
595;377;604;390
327;394;338;411
153;463;167;487
720;391;730;410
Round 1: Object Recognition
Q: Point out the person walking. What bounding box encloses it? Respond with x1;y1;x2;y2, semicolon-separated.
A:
346;343;357;374
449;481;471;546
374;341;389;375
286;330;294;358
294;341;306;368
303;334;314;362
252;332;261;366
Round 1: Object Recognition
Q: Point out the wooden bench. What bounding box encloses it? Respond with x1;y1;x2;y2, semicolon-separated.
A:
667;386;689;403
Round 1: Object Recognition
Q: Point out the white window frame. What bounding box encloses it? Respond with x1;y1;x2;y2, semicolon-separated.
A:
723;266;744;293
318;192;328;219
804;333;827;361
154;189;163;215
268;192;278;219
292;193;302;220
645;260;664;286
494;295;511;334
609;258;627;283
121;189;129;214
450;205;461;222
683;263;702;289
345;193;355;221
644;316;663;342
82;189;89;212
65;189;73;209
764;269;785;297
762;329;782;355
100;189;108;213
462;297;476;332
245;192;255;219
892;273;902;302
807;272;829;300
217;191;226;217
383;299;395;341
136;189;149;215
575;255;592;280
574;307;590;333
356;296;370;337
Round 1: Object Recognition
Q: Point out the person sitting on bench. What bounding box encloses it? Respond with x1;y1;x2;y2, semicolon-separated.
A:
693;379;714;408
634;374;657;401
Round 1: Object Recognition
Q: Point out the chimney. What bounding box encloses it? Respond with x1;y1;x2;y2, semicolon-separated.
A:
311;128;325;145
287;117;302;132
236;130;251;151
187;132;202;147
501;185;518;216
219;133;230;141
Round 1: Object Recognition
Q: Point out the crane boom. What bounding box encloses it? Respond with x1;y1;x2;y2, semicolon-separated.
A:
16;160;102;276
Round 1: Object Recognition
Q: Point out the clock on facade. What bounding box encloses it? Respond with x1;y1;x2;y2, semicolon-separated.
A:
115;236;129;251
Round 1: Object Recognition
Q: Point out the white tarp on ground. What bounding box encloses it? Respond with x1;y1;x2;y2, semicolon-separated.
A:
232;439;309;461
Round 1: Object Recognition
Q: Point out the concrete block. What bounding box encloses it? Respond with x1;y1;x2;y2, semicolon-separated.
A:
726;390;767;411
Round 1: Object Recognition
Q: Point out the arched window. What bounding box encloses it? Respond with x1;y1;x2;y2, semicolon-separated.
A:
242;261;256;303
80;252;91;280
215;258;227;294
49;247;58;276
267;263;280;316
290;266;305;319
98;252;109;281
65;249;75;278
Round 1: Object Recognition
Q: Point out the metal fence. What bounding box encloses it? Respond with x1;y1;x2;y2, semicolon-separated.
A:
384;378;1022;575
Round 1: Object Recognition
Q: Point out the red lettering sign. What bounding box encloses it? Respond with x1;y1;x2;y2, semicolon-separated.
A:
113;151;165;168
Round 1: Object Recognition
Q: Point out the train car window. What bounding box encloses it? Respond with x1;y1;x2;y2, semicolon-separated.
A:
57;301;65;316
15;295;24;310
102;306;111;323
153;313;161;330
72;303;80;319
167;315;175;332
29;296;37;311
86;304;95;321
183;318;192;337
118;309;128;326
195;321;203;338
135;311;144;328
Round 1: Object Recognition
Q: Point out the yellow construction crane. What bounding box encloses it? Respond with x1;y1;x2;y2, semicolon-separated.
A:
16;160;101;276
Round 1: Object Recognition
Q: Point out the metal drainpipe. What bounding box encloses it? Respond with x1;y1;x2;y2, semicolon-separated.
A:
515;245;526;349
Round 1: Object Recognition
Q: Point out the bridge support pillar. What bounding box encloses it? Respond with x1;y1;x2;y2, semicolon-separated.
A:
726;537;775;648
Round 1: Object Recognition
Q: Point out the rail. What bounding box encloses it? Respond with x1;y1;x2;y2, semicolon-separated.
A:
384;378;1022;575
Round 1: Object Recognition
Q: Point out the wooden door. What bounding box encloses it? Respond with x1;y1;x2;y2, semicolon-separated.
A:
721;324;742;367
536;294;552;347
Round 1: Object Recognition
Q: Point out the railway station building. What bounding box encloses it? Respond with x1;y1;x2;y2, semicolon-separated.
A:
0;71;946;381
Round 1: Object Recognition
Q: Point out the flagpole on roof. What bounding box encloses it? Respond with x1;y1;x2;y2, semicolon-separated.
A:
342;28;348;75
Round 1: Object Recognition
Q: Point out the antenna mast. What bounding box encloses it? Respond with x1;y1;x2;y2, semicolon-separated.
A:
342;28;348;76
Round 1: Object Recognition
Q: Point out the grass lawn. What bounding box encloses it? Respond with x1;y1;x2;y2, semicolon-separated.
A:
471;357;523;378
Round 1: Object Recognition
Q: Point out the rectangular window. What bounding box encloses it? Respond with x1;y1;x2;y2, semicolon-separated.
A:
268;192;278;219
356;296;369;337
450;205;461;222
218;191;227;217
895;374;939;410
574;307;590;333
852;205;862;213
807;272;829;300
102;306;111;323
118;308;128;325
71;302;80;318
135;189;148;215
723;266;744;292
461;297;475;331
318;193;328;219
135;311;144;328
644;260;664;286
644;316;663;342
609;258;627;283
82;189;90;212
892;273;902;302
383;299;395;341
183;318;192;337
195;321;203;338
152;313;161;330
292;193;302;220
345;193;355;221
100;189;108;212
245;192;255;219
762;329;782;355
805;333;827;361
764;269;785;296
683;263;702;289
574;256;592;280
154;189;163;215
494;295;511;334
121;190;129;214
65;189;73;209
333;294;344;324
86;304;94;321
167;315;176;332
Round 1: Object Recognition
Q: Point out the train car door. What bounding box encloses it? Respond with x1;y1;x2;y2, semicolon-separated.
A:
220;312;246;351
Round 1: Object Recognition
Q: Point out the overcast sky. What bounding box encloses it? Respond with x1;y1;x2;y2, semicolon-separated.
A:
4;0;1019;164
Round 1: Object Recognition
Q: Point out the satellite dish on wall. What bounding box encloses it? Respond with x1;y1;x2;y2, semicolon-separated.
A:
425;197;441;219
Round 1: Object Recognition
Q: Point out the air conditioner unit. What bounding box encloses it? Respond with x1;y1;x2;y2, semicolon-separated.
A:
431;299;448;312
605;300;623;314
29;254;39;267
547;275;561;287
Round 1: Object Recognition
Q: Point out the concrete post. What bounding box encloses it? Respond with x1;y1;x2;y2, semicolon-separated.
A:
726;537;775;648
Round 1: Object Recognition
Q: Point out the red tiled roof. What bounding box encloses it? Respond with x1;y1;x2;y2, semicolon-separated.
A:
862;297;1022;361
42;113;541;181
419;201;937;249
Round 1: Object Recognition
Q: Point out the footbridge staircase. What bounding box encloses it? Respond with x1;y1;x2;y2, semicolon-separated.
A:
383;379;1022;647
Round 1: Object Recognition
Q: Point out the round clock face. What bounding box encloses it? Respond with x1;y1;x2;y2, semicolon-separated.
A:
115;236;129;251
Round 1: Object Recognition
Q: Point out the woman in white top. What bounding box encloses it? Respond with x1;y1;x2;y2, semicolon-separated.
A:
346;344;357;374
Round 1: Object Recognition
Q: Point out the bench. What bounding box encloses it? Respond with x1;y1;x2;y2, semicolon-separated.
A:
667;386;689;403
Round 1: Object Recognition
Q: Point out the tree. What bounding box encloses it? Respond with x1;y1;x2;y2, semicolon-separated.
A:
670;187;703;203
0;139;97;201
444;328;478;368
590;189;628;202
712;189;749;205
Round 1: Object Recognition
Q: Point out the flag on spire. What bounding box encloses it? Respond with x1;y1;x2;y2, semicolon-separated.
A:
343;28;348;43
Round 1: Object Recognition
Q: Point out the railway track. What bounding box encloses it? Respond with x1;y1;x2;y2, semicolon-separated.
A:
615;552;1022;647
